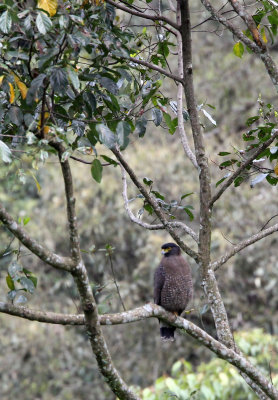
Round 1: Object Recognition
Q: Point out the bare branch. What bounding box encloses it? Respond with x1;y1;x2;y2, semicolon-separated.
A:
112;148;200;262
128;56;183;82
120;166;198;241
210;131;278;207
0;301;277;399
0;203;74;271
106;0;180;30
212;223;278;271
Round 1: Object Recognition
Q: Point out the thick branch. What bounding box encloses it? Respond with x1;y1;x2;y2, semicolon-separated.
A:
179;0;235;355
106;0;179;30
1;302;277;399
0;203;74;271
120;166;198;242
212;223;278;271
112;148;199;263
210;131;278;207
176;5;198;169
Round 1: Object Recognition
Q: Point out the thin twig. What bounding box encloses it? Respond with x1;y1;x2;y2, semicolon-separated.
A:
108;254;126;311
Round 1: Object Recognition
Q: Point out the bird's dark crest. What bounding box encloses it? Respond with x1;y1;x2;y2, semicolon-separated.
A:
161;242;179;250
161;242;181;256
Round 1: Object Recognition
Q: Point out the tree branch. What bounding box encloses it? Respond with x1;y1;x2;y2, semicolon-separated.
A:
106;0;180;30
1;302;277;399
120;166;198;242
201;0;278;90
175;3;198;169
112;148;200;263
0;203;74;271
179;0;236;350
228;0;266;50
128;56;183;83
210;131;278;207
212;223;278;271
55;143;81;263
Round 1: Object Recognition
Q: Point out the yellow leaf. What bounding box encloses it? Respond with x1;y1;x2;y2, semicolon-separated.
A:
38;112;50;134
0;76;4;85
37;0;58;17
8;82;15;104
28;170;41;193
261;27;268;44
274;162;278;176
12;74;28;99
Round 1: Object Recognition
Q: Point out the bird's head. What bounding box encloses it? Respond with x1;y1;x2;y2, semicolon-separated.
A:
161;242;181;257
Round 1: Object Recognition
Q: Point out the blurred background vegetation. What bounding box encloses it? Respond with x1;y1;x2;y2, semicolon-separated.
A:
1;2;278;399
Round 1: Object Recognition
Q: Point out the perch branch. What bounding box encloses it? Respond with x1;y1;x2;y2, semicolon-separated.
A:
0;302;277;399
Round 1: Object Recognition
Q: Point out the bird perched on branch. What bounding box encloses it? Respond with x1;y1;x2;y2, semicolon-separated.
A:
154;243;193;341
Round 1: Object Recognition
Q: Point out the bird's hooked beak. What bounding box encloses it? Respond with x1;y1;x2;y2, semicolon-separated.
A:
161;247;171;255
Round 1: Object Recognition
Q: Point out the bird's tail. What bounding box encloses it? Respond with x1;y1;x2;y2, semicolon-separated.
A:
160;326;176;342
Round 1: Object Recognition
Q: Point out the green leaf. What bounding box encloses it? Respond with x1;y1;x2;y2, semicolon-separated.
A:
152;108;163;126
6;274;15;290
184;207;194;220
144;204;153;215
266;174;278;185
8;261;23;280
0;140;12;163
97;124;116;149
234;176;244;187
0;11;12;34
116;121;131;150
67;67;80;91
100;155;118;167
233;42;244;58
91;159;103;183
163;112;178;134
50;68;68;94
143;177;153;186
135;117;147;137
151;190;165;200
8;107;23;126
36;11;52;35
83;92;96;117
218;152;231;156
181;192;193;200
20;277;35;294
246;116;260;126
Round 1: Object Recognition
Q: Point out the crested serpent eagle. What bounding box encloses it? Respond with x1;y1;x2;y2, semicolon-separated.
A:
154;243;193;341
